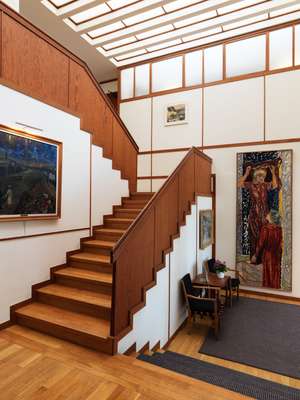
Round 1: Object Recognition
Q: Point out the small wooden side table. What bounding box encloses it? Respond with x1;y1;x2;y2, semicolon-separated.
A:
193;272;232;307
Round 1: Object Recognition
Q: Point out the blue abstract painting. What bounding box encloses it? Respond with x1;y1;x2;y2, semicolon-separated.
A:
0;126;61;220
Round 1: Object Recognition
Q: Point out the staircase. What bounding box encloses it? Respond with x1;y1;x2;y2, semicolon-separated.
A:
11;192;154;354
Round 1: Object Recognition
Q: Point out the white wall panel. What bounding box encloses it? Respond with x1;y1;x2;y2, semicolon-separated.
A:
120;98;152;151
204;45;223;83
118;257;169;353
152;151;187;176
266;70;300;140
137;179;151;192
152;178;166;192
170;204;197;336
92;146;129;226
152;89;202;150
296;25;300;65
269;27;293;70
2;0;19;11
206;142;300;298
135;64;150;97
204;78;264;146
0;230;88;323
138;154;151;177
121;68;134;100
0;84;90;236
226;35;266;77
185;51;202;86
152;57;183;92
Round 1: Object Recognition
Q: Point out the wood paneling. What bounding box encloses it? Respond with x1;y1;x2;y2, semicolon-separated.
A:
0;4;138;191
2;14;69;109
112;148;212;338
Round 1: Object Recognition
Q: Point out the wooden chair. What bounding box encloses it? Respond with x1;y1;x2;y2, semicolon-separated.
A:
181;273;222;339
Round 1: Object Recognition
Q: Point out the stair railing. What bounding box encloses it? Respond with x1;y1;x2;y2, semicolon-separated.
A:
110;147;212;339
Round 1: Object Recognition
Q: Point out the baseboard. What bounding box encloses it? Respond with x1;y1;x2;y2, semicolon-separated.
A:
240;288;300;302
163;317;188;350
0;320;13;331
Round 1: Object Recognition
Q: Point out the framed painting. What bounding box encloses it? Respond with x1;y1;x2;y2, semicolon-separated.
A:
236;150;293;291
199;210;214;249
0;125;62;222
165;104;188;126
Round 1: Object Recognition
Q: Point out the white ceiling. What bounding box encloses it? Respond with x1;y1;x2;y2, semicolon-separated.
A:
21;0;300;75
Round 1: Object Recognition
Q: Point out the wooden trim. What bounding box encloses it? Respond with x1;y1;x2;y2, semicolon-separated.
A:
211;174;216;259
0;320;13;331
240;289;300;303
0;227;89;242
292;25;296;67
163;317;188;349
124;342;137;355
139;137;300;155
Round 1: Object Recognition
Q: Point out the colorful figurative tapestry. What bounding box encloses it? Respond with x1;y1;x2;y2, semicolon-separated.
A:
0;126;61;221
236;150;292;291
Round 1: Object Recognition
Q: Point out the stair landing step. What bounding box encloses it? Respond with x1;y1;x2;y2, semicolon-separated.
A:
83;239;116;248
37;284;111;308
15;303;110;338
55;267;112;285
70;252;111;264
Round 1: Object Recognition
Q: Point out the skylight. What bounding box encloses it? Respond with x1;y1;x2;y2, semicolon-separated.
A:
41;0;300;66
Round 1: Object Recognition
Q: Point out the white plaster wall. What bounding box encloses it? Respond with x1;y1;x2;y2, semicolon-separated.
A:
120;99;152;151
0;230;88;323
2;0;19;11
0;84;90;238
138;154;151;177
152;151;188;176
204;77;264;146
152;90;202;150
118;257;170;353
137;179;151;192
205;142;300;298
152;178;166;192
92;145;129;226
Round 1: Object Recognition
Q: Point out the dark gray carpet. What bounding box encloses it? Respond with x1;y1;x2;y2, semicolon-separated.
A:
139;351;300;400
200;297;300;379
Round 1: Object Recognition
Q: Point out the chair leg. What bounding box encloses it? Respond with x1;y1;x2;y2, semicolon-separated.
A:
213;315;219;340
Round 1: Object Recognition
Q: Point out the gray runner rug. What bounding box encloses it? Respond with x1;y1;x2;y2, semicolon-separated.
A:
200;297;300;379
138;351;300;400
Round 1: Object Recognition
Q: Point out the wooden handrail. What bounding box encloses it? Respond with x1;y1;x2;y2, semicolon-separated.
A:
110;147;213;338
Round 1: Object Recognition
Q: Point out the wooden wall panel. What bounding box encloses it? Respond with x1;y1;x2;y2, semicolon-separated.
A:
154;177;179;266
178;155;195;224
195;155;212;195
2;14;69;109
113;209;155;335
101;105;113;159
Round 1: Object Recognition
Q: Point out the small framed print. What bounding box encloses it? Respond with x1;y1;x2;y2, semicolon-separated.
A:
165;104;188;126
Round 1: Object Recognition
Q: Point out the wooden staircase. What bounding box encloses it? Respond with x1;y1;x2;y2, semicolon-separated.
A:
11;192;154;354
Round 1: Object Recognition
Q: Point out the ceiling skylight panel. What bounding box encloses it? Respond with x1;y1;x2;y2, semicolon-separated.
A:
42;0;96;16
163;0;202;13
49;0;77;5
218;0;265;15
107;0;139;10
136;24;174;39
147;38;182;51
88;21;125;37
270;3;300;17
182;26;222;41
223;13;268;30
116;49;147;60
123;7;165;25
174;10;217;28
70;4;111;23
103;36;137;50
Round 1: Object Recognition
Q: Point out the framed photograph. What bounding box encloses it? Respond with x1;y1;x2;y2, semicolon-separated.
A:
0;125;62;222
199;210;214;249
165;104;188;126
236;150;293;291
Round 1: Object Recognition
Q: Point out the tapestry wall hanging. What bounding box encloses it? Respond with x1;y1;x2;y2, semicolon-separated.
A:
0;125;62;221
236;150;292;291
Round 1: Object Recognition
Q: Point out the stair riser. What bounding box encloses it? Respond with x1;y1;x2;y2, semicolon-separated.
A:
15;314;113;354
114;210;140;218
54;275;112;295
94;232;123;241
36;292;111;320
82;245;111;256
104;220;133;229
130;194;153;201
122;201;147;209
68;260;112;273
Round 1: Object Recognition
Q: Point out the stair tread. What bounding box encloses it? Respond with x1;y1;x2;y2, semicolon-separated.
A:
95;228;126;234
37;283;111;308
115;208;142;212
16;303;110;338
105;217;134;222
55;267;112;284
83;239;116;248
70;252;111;263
